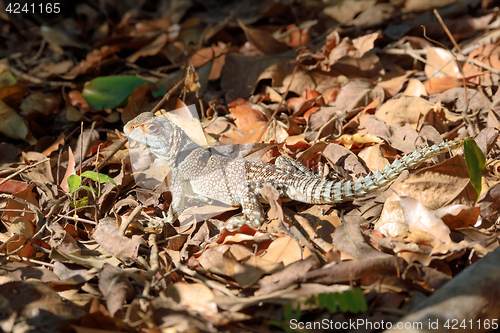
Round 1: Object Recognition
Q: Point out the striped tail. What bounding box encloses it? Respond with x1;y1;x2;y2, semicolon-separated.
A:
290;138;463;204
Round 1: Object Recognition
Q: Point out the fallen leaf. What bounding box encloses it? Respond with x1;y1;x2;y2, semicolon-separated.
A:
127;33;168;63
402;78;428;97
29;60;74;79
239;20;290;55
374;96;433;128
425;47;460;79
228;98;268;129
260;235;312;266
98;264;135;316
164;282;217;315
0;99;36;144
463;43;500;86
92;219;146;265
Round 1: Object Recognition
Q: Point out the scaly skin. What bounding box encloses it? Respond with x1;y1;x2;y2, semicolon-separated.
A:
124;112;463;229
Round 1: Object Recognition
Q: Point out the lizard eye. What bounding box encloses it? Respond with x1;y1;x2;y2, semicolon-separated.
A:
144;123;160;134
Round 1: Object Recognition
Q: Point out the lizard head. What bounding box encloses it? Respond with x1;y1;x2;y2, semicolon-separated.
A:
124;112;187;165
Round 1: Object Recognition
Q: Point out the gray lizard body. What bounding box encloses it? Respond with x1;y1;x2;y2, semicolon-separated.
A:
124;112;462;229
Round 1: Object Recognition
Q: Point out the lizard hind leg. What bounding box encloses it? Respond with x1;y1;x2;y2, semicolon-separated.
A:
226;191;266;230
275;156;319;178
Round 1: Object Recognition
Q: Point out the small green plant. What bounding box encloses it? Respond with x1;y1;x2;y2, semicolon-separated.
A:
308;288;367;314
268;303;302;333
267;288;367;332
67;171;116;209
463;138;486;199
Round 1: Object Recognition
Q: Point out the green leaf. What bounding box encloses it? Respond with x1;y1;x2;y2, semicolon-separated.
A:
337;292;349;313
463;138;485;198
266;320;295;333
82;75;150;110
81;171;116;185
318;293;337;313
316;288;367;314
0;70;17;88
350;287;368;313
284;303;294;321
70;197;88;208
81;185;98;195
294;303;301;321
152;88;167;98
67;175;82;194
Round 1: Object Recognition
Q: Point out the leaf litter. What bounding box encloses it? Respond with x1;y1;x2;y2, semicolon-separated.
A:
1;0;500;332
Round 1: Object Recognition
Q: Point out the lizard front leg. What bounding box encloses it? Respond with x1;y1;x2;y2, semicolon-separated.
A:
141;175;186;228
164;171;187;225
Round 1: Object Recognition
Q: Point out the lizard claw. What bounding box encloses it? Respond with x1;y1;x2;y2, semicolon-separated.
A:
140;211;173;228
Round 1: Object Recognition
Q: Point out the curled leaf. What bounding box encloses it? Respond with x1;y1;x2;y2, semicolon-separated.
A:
463;138;485;198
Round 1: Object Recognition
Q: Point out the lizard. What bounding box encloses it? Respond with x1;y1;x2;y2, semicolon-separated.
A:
124;112;463;230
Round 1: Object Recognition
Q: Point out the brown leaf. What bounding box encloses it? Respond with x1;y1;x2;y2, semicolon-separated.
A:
1;262;59;283
391;247;500;332
0;281;85;330
0;179;28;194
48;223;81;255
322;143;367;177
22;151;54;184
351;3;394;27
0;82;28;106
164;282;217;315
304;256;404;285
62;45;121;80
60;147;75;193
424;76;470;95
463;43;500;86
260;235;312;266
221;52;295;100
395;155;477;209
196;246;243;281
256;255;320;296
4;217;36;257
1;183;38;225
228;98;267;129
404;0;457;11
425;47;460;79
0;99;36;144
357;143;389;172
190;43;229;80
333;215;389;260
98;264;135;316
478;183;500;226
377;70;416;97
92;219;146;265
437;205;481;229
238;20;290;55
29;60;74;79
68;90;90;109
323;0;376;24
400;197;452;243
127;33;168;63
121;83;152;124
374;96;433;128
402;78;428;97
376;155;478;240
297;31;379;71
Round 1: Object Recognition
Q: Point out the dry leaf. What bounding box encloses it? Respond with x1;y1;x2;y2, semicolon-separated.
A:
425;47;460;79
260;235;312;266
0;99;36;144
127;33;168;63
374;96;432;128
